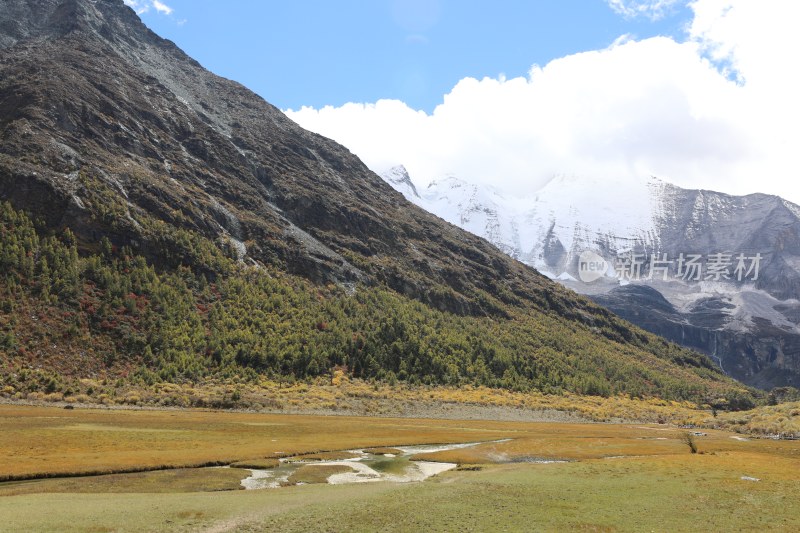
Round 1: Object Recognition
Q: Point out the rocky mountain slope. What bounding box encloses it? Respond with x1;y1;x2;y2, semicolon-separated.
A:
0;0;548;315
381;166;800;389
0;0;756;405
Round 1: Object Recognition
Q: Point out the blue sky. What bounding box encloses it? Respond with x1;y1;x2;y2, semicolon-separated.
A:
127;1;800;203
130;0;693;113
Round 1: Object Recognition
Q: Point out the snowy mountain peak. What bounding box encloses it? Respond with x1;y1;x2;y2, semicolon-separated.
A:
378;167;800;298
379;165;420;199
423;175;508;207
377;166;800;389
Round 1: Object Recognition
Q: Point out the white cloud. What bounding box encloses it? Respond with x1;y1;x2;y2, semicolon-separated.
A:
606;0;684;20
123;0;148;15
152;0;173;16
286;0;800;204
123;0;173;17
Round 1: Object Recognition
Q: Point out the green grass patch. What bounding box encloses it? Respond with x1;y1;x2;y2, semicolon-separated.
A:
367;457;411;476
245;455;800;532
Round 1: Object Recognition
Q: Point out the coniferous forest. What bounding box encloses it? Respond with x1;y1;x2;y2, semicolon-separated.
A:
0;202;757;409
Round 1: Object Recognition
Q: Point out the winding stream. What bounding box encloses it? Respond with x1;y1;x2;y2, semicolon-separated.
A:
240;440;507;489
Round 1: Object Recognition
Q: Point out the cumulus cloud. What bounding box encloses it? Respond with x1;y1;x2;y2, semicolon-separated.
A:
286;0;800;203
152;0;173;16
123;0;173;17
122;0;148;15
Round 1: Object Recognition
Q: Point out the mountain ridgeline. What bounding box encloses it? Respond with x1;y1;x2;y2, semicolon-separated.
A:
0;0;757;407
381;167;800;390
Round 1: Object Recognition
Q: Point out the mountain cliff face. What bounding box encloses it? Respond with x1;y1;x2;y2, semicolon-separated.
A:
0;0;755;404
381;167;800;389
0;0;555;316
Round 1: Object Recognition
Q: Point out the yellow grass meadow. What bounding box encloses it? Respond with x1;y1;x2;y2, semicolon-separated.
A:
0;402;798;531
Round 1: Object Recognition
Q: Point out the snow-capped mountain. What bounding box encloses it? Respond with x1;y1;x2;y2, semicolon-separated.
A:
381;165;420;200
419;176;524;260
382;165;525;258
382;167;665;275
380;166;800;390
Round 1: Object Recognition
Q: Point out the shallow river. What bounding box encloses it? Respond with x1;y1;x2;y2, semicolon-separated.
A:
240;441;502;489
